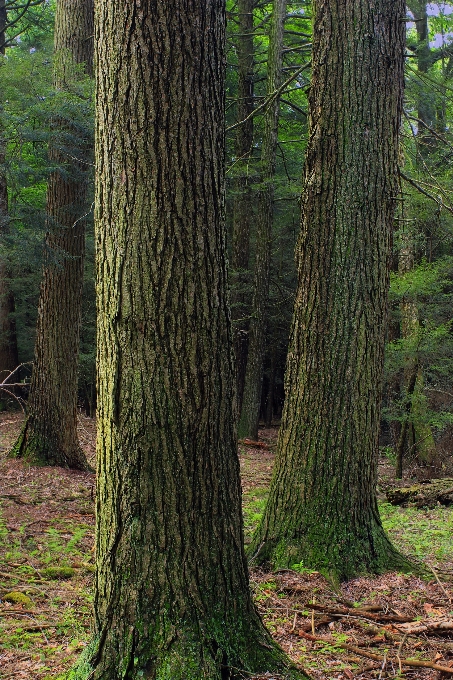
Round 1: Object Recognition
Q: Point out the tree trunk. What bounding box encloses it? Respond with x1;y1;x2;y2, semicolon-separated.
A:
392;1;436;472
12;0;93;468
238;0;286;439
396;230;436;476
0;0;19;384
231;0;255;416
248;0;412;582
265;346;277;427
407;0;436;153
70;2;305;679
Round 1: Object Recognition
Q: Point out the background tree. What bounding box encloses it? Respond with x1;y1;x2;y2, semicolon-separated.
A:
12;0;93;468
226;0;310;433
71;0;305;678
238;0;286;440
248;0;411;581
230;0;255;415
384;1;453;477
0;0;19;385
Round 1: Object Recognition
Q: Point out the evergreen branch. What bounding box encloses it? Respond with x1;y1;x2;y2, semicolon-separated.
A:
405;112;453;152
399;171;453;216
226;62;310;133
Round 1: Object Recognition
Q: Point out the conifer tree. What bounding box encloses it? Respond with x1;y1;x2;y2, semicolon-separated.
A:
249;0;411;581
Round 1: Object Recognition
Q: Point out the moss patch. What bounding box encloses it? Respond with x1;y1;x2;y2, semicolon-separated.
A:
42;566;76;580
2;591;33;606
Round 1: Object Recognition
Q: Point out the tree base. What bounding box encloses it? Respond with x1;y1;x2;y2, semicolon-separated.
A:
10;418;93;472
248;518;420;584
66;618;309;680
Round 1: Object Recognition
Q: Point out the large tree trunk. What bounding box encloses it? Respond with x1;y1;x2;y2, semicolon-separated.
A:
248;0;411;581
0;0;19;384
71;1;305;679
238;0;286;439
231;0;255;416
12;0;93;468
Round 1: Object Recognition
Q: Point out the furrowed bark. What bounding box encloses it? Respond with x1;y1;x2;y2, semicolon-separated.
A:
248;0;413;581
70;1;306;678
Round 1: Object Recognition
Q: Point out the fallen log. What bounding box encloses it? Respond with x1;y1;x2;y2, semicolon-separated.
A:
238;439;269;450
395;618;453;635
386;479;453;508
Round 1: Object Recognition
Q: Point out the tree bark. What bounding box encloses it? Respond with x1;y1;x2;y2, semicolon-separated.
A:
238;0;286;439
231;0;255;416
12;0;93;468
70;1;305;679
0;0;19;384
248;0;412;581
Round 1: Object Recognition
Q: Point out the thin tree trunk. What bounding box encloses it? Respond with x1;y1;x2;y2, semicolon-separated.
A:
397;230;436;473
407;0;436;153
248;0;412;581
395;365;418;478
12;0;93;468
72;1;305;679
265;345;276;427
231;0;255;416
0;0;19;383
238;0;286;439
394;1;436;471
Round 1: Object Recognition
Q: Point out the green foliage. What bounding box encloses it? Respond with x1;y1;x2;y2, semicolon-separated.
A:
380;502;453;565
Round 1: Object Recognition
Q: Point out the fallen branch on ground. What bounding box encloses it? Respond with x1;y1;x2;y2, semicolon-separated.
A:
305;602;413;623
297;631;453;674
395;618;453;635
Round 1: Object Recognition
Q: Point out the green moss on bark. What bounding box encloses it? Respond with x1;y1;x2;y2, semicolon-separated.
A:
68;617;305;680
10;418;92;471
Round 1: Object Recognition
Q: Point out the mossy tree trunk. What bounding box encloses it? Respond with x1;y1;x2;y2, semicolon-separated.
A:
0;0;19;384
72;1;306;679
12;0;93;468
231;0;255;416
238;0;286;440
248;0;410;581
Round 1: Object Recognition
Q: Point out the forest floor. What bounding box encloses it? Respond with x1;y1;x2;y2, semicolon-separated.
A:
0;413;453;680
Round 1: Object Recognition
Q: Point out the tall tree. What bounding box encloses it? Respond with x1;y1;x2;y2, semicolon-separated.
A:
393;1;439;474
71;1;304;679
0;0;19;383
230;0;255;415
238;0;286;439
12;0;93;468
248;0;411;581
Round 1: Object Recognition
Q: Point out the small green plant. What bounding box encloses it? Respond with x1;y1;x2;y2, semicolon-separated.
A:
380;445;396;465
65;528;87;553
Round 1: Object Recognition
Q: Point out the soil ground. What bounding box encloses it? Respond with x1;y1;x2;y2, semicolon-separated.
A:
1;412;453;679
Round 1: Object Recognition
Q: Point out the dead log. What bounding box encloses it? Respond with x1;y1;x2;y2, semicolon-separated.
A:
386;478;453;508
395;618;453;635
